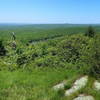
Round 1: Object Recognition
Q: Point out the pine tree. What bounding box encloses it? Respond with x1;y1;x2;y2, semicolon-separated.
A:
0;41;6;56
85;26;95;37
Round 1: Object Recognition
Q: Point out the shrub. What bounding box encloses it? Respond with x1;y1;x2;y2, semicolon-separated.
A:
89;36;100;78
85;26;95;37
17;55;28;66
16;48;23;55
34;55;63;67
47;47;58;56
0;40;6;56
58;34;90;63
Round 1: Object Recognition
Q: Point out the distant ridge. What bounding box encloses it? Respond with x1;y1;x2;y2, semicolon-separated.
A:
0;23;100;30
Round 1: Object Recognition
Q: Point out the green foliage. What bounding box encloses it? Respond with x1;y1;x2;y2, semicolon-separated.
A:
88;35;100;78
0;25;100;78
17;55;28;66
0;40;6;56
85;26;95;37
0;25;100;99
0;69;100;100
34;55;62;67
58;34;89;63
57;34;100;78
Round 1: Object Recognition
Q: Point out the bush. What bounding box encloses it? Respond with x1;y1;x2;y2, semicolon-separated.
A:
34;55;63;67
0;41;6;56
17;55;28;66
88;36;100;78
1;31;100;79
85;26;95;37
58;34;90;63
57;34;100;78
47;47;58;56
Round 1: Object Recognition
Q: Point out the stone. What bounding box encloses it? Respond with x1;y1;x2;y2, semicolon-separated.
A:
94;80;100;91
65;76;88;96
53;80;66;91
73;94;94;100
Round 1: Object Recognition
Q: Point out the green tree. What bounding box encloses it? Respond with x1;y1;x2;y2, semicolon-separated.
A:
89;36;100;78
85;26;95;37
0;41;6;56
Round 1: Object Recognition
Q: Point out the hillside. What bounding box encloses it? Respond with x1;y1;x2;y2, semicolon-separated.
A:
0;25;100;100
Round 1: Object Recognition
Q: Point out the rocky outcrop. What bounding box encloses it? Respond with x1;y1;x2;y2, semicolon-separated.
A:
65;76;88;96
53;80;66;91
94;80;100;91
73;94;94;100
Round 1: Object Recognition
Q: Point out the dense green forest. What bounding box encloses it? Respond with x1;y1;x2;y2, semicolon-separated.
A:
0;24;100;100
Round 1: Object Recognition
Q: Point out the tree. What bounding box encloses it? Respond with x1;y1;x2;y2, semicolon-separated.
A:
85;26;95;37
89;36;100;78
0;41;6;56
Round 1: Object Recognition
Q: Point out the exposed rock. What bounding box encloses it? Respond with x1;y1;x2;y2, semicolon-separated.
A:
53;80;66;91
94;80;100;91
65;76;88;96
73;94;94;100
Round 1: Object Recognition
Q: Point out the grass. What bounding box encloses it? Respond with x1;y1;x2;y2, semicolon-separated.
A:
0;24;100;99
0;68;79;100
0;67;99;100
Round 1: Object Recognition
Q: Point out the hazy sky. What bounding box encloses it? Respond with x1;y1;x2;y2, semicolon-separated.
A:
0;0;100;24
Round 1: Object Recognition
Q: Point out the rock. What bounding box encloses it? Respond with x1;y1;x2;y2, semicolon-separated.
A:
53;80;66;91
73;94;94;100
94;80;100;91
65;76;88;96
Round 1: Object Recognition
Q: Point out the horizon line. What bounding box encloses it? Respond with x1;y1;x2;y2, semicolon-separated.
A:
0;22;100;25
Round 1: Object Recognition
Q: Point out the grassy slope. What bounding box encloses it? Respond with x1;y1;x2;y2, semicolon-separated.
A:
0;68;99;100
0;68;79;100
0;25;100;100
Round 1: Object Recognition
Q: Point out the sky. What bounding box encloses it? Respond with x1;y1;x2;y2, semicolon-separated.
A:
0;0;100;24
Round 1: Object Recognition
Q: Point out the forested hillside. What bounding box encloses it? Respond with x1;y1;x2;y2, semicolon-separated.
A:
0;25;100;100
